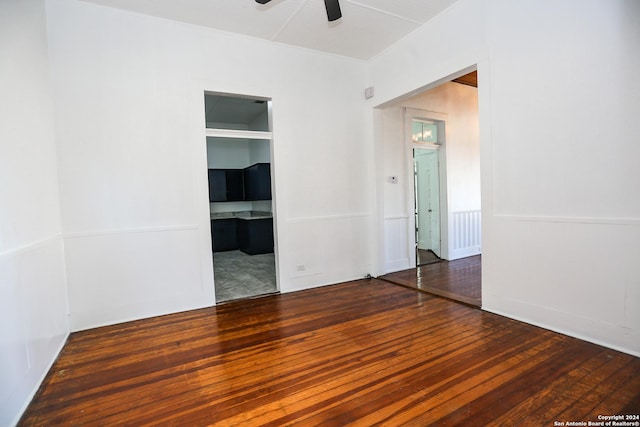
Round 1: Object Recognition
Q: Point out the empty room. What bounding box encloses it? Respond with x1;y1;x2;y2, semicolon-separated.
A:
2;0;639;425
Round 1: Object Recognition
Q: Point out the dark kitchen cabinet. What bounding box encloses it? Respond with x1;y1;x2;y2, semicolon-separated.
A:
237;218;274;255
211;219;238;252
225;169;244;201
208;169;244;202
208;170;226;202
243;163;271;201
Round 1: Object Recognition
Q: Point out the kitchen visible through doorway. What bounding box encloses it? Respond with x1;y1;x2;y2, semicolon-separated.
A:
204;93;278;303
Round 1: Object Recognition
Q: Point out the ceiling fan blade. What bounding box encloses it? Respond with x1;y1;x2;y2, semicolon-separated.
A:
324;0;342;22
255;0;271;4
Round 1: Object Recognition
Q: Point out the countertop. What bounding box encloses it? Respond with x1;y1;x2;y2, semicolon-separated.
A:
210;211;273;221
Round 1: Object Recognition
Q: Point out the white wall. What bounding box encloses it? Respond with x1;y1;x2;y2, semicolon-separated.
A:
46;0;371;331
0;0;69;424
206;138;252;169
249;139;271;164
368;0;640;356
206;138;270;169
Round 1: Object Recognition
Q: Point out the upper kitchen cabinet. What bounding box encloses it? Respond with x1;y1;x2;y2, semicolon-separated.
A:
244;163;271;201
225;169;244;201
208;169;244;202
208;169;226;202
205;94;269;132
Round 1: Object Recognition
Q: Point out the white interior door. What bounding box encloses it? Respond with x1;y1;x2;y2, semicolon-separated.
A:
414;148;441;257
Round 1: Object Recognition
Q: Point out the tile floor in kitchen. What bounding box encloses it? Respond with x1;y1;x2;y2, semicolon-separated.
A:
213;250;277;303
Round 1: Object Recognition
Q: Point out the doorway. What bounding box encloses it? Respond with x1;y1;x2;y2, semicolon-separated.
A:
405;109;448;267
414;147;441;266
204;93;278;303
378;69;481;306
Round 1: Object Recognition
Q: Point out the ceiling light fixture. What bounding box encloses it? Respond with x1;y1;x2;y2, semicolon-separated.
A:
255;0;342;22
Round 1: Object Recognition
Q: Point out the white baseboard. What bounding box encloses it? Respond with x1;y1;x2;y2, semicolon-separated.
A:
12;332;69;427
384;258;411;274
483;295;640;358
448;246;481;260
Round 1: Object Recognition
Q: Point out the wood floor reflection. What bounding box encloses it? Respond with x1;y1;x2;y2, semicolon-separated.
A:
382;255;481;307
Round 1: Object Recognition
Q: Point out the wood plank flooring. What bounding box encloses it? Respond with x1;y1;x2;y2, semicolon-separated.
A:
20;279;639;426
416;249;440;266
383;255;482;307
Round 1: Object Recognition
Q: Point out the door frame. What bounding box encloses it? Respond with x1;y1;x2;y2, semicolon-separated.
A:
201;91;280;304
404;108;449;266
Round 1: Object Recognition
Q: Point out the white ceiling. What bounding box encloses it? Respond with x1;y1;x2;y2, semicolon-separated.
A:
80;0;460;59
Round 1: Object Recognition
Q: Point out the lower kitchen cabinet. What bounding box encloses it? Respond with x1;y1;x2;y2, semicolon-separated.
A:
237;218;274;255
211;219;238;252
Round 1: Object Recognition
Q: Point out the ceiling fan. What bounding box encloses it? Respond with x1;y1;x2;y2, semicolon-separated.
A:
255;0;342;22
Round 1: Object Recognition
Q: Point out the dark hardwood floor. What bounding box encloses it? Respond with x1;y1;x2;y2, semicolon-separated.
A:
416;248;440;266
383;255;482;307
20;279;639;426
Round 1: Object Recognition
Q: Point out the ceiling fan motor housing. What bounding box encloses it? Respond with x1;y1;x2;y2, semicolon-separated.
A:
255;0;342;22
